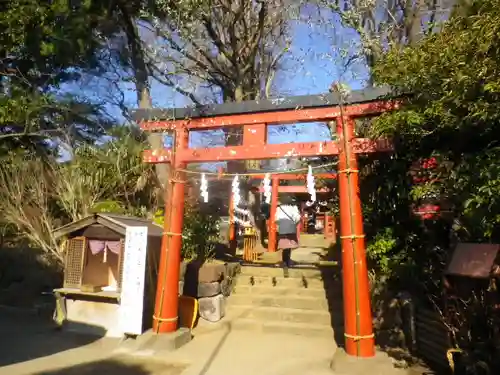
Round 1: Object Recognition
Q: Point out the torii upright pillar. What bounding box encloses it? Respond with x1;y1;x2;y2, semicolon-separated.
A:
152;128;188;333
336;116;375;357
268;176;279;252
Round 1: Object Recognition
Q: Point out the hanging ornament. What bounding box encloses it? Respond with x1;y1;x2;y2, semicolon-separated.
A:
232;174;241;207
233;216;251;227
103;246;108;263
306;165;316;204
262;173;271;204
234;206;251;226
234;206;250;216
200;173;208;203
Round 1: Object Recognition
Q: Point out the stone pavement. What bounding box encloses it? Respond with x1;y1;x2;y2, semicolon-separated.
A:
144;323;339;375
0;310;184;375
0;241;431;375
135;322;421;375
0;308;426;375
0;312;335;375
0;254;429;375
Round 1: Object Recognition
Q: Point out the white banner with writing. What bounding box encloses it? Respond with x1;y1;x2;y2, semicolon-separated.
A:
119;226;148;336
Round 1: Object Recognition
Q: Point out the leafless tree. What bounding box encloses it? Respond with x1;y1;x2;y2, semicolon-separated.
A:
317;0;456;73
0;160;63;261
140;0;304;177
148;0;299;104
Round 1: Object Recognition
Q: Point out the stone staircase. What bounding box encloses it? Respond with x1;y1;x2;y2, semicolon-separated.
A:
200;263;345;341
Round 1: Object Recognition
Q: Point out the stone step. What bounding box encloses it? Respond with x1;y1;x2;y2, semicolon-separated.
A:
236;273;335;289
240;265;328;278
227;305;335;326
257;247;334;263
229;318;335;339
297;234;335;249
228;293;330;311
232;284;342;300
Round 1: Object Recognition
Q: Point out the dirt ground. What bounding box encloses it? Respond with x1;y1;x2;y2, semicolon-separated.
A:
0;311;186;375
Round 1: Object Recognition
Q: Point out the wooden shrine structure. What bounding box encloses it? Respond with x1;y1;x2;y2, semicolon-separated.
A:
134;86;397;358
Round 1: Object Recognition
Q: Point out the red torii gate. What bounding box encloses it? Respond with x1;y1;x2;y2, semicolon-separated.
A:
135;87;397;358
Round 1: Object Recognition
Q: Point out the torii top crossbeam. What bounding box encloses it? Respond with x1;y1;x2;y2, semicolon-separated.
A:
133;86;396;164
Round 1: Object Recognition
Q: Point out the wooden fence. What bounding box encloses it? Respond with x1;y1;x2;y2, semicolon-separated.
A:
414;306;452;372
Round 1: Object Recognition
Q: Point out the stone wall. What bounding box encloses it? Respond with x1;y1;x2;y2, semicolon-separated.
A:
181;261;240;323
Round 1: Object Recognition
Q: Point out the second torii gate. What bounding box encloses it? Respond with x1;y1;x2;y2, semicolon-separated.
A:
248;172;338;252
134;86;397;358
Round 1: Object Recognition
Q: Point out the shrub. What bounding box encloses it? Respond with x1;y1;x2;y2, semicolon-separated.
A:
154;203;220;260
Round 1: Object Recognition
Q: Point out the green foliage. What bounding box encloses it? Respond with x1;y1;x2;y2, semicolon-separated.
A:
55;126;158;220
371;0;500;243
91;201;126;214
366;228;398;276
455;148;500;241
0;129;159;258
154;204;220;261
0;0;119;157
180;205;220;260
373;0;500;142
359;0;500;300
360;155;422;287
369;2;500;359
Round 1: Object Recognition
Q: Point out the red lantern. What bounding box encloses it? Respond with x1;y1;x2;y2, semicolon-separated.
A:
413;204;441;220
411;157;447;220
421;157;438;170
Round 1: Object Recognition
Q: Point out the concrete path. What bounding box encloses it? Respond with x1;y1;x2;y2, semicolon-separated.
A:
0;310;181;375
155;323;338;375
0;310;336;375
0;307;429;375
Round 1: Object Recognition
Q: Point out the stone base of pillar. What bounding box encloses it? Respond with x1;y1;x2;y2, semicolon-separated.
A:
330;348;406;375
117;327;192;355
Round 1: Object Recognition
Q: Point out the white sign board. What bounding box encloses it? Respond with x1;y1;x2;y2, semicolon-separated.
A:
119;226;148;336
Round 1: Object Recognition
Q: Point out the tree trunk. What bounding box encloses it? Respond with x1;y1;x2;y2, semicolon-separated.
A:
121;8;171;191
224;84;265;251
407;0;427;45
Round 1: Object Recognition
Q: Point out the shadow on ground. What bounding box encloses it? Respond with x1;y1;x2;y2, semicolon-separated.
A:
0;311;105;367
318;242;346;349
33;358;186;375
319;243;434;375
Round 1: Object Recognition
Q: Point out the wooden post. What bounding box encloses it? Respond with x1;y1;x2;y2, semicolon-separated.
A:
336;116;375;357
268;176;279;252
152;128;188;333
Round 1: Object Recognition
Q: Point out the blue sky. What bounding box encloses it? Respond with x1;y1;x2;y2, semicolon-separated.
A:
61;10;369;164
152;12;368;151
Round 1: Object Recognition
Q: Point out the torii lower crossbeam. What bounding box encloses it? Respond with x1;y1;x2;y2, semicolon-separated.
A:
135;87;397;359
143;138;391;164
